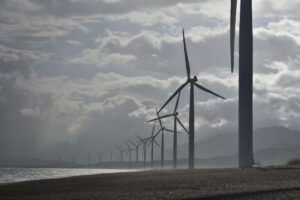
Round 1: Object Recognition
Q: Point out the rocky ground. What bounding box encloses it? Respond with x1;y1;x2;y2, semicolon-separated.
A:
1;167;300;200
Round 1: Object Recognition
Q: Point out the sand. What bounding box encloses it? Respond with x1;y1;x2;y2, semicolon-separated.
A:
1;167;300;200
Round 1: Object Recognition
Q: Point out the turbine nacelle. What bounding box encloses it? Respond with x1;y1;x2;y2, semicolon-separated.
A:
189;76;198;83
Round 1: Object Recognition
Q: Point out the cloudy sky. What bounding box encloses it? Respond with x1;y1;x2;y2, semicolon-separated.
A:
0;0;300;162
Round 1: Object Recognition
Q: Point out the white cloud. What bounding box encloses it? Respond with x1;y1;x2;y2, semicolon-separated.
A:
103;10;178;26
0;44;51;63
72;51;137;67
20;107;40;117
254;0;300;18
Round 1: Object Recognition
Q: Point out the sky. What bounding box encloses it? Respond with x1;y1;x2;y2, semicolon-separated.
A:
0;0;300;163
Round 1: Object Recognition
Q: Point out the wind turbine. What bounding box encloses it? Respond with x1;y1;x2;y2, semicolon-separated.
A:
148;104;188;168
117;146;126;164
96;151;105;164
158;29;225;169
136;135;150;167
126;141;135;164
230;0;254;168
72;154;76;165
148;107;181;168
146;121;160;168
129;139;142;164
110;152;113;163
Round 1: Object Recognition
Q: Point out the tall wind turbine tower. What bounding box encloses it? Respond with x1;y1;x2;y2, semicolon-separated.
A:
230;0;254;168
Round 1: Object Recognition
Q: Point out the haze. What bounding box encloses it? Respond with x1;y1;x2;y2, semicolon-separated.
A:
0;0;300;166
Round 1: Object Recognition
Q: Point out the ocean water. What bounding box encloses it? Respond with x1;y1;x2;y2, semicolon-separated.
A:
0;168;137;184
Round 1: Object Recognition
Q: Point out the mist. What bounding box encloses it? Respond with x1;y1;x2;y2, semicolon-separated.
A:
1;0;300;167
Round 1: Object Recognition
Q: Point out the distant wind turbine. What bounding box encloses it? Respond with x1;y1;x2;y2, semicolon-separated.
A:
126;141;135;164
146;121;161;168
136;134;150;167
158;29;225;169
148;104;188;168
72;154;76;164
96;151;105;164
117;146;126;164
148;107;181;168
129;139;142;164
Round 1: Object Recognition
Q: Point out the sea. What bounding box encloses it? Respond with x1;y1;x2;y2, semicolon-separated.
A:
0;168;137;184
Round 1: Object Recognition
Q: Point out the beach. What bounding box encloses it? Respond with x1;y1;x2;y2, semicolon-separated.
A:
0;167;300;200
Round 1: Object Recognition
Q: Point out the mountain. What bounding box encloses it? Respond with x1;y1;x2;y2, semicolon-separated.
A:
254;126;300;149
3;126;300;167
163;126;300;166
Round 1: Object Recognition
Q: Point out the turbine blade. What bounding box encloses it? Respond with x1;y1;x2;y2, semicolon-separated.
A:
176;116;189;135
194;82;225;99
135;134;143;142
148;113;175;122
151;121;156;136
159;81;189;113
164;128;175;133
183;29;191;79
126;141;130;149
230;0;237;73
164;130;182;134
154;139;160;148
174;91;181;113
153;128;162;138
129;140;136;147
155;107;163;129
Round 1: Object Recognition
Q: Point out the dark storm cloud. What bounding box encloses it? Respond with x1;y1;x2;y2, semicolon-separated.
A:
74;26;230;77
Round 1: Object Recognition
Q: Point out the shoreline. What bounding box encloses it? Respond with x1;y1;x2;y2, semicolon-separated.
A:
0;168;141;185
1;167;300;199
0;170;140;187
